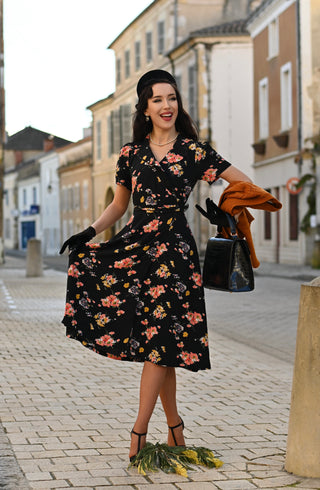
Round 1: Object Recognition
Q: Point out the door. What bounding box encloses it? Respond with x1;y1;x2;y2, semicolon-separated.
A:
21;221;36;249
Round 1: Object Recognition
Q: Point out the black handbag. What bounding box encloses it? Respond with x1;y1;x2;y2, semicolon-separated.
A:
196;199;254;292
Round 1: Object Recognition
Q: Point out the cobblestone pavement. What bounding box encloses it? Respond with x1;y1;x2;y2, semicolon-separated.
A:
0;255;320;489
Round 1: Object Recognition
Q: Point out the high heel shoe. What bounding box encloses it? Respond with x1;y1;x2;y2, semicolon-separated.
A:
168;417;185;446
129;429;147;462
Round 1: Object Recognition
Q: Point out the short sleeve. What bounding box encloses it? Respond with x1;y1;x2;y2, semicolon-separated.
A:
195;142;231;185
115;144;132;191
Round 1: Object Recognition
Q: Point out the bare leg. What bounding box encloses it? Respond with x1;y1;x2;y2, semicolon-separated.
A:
160;367;185;446
129;361;168;459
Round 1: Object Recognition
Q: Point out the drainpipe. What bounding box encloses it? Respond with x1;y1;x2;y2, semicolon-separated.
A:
205;44;212;144
296;0;302;176
174;0;178;47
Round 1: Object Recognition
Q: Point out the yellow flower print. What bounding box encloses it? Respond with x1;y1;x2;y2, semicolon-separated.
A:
148;349;161;363
153;305;167;319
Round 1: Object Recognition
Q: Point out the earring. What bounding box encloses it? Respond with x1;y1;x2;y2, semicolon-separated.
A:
145;115;150;122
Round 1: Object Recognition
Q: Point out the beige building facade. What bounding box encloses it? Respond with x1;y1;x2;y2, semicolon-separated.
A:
58;136;93;243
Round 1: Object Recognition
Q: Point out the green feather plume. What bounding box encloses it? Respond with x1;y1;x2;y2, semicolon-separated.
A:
129;442;223;476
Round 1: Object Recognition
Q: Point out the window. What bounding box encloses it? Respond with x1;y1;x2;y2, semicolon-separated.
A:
107;113;114;157
120;104;132;145
62;186;67;212
32;186;37;204
116;58;121;85
125;50;130;79
23;188;27;206
5;218;10;239
289;194;298;240
281;62;292;131
67;186;73;211
158;21;165;54
264;211;272;239
74;183;80;210
188;66;197;122
258;77;269;139
268;17;279;59
112;110;121;154
83;181;89;210
146;32;153;63
175;75;182;91
96;120;102;160
135;41;141;71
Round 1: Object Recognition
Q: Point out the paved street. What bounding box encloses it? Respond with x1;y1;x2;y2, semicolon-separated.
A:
1;254;320;489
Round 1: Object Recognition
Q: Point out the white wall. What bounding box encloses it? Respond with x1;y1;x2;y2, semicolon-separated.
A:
211;42;254;178
39;152;61;255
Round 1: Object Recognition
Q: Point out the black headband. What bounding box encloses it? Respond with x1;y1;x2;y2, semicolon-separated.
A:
137;69;177;97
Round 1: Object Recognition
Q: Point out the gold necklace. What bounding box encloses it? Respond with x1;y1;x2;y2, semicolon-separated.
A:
149;134;178;147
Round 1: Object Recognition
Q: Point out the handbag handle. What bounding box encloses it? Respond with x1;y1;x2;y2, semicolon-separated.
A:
195;198;237;236
217;213;237;237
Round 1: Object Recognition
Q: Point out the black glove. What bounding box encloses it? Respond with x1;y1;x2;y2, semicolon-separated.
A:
195;198;230;227
59;226;96;254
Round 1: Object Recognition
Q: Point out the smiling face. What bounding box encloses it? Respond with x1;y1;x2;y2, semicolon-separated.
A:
144;83;179;133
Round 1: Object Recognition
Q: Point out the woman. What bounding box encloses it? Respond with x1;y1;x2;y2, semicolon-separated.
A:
60;69;251;462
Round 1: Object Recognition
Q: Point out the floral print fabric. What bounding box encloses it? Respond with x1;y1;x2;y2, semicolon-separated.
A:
62;135;231;372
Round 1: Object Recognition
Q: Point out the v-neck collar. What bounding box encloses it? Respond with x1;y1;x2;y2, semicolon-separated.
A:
146;134;180;164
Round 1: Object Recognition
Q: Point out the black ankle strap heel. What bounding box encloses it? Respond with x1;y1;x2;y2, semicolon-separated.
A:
168;418;184;446
130;429;147;462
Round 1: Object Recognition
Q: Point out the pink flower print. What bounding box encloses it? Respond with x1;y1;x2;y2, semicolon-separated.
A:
127;269;136;276
114;257;135;268
101;295;121;308
65;302;75;316
192;272;202;287
143;219;159;233
202;168;217;183
68;264;80;278
132;176;137;192
180;352;199;365
119;145;131;157
186;311;202;325
148;285;165;299
166;153;183;163
145;326;158;340
156;243;167;257
96;334;116;347
76;281;84;288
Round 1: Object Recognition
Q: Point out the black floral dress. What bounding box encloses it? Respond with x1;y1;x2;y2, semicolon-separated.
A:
62;135;231;372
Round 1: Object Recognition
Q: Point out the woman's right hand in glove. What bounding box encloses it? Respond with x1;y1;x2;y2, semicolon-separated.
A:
59;226;96;254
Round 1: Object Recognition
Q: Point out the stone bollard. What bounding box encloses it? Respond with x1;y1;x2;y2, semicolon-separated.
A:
26;238;43;277
285;276;320;478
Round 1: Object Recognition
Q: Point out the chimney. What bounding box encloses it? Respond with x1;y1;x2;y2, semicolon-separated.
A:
43;134;54;152
15;150;23;165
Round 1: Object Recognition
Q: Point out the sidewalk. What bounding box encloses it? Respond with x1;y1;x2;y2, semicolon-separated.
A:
0;256;320;489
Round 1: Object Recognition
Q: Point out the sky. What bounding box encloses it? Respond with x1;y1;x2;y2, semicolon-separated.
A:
4;0;154;142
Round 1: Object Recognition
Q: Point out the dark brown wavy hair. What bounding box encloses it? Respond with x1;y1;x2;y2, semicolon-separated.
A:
132;81;199;142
